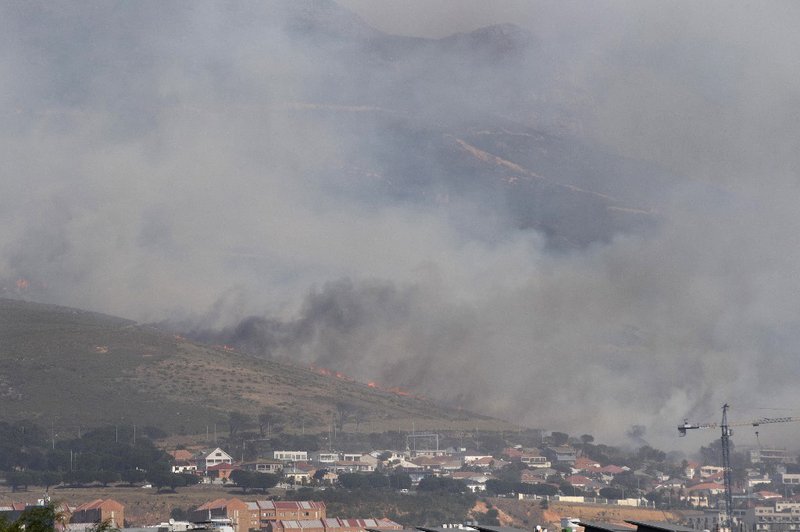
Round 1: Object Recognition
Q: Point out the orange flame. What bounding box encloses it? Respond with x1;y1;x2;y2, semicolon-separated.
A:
309;365;421;400
16;278;29;290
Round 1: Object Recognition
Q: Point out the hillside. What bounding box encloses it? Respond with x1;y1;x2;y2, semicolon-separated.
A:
0;298;515;436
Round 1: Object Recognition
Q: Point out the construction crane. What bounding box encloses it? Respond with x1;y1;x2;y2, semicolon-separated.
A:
679;404;800;530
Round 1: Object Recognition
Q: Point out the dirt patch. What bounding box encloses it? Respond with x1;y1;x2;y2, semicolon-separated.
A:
489;498;686;530
471;500;515;526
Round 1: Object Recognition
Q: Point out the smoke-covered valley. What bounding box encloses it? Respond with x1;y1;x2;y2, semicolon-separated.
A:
2;0;800;447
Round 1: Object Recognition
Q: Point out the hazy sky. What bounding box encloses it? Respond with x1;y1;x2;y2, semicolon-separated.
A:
2;0;800;449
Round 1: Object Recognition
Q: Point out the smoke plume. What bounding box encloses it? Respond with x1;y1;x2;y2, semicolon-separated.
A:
2;0;800;446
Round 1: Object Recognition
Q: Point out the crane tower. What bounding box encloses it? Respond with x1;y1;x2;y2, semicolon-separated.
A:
679;404;800;530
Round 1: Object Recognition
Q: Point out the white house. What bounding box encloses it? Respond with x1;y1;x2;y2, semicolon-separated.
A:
196;448;233;471
274;451;308;462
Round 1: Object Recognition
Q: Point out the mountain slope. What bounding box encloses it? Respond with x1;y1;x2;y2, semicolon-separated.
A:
0;298;512;435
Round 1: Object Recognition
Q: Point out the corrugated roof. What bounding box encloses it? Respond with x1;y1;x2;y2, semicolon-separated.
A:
74;499;104;511
196;498;229;511
578;521;635;532
625;520;699;532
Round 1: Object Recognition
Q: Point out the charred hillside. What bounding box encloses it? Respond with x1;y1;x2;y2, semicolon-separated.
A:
0;298;513;435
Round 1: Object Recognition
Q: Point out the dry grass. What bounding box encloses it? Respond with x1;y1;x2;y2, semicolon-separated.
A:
0;298;520;436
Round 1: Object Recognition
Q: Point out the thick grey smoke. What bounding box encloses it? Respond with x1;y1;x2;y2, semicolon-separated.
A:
2;0;800;447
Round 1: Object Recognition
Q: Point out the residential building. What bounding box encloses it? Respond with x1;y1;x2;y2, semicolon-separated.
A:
333;460;374;473
461;451;493;464
699;465;725;478
750;448;795;465
274;451;308;462
683;510;723;531
684;461;701;479
70;499;125;529
245;500;327;530
284;467;313;485
192;499;327;532
686;482;726;495
412;449;449;458
544;446;577;464
357;454;379;468
196;448;234;471
191;498;249;532
268;518;401;532
573;457;600;471
411;456;461;472
206;462;238;481
565;475;592;488
745;502;800;531
172;460;198;474
521;468;557;484
240;460;283;474
0;503;34;524
521;455;550;468
311;452;340;464
747;472;772;488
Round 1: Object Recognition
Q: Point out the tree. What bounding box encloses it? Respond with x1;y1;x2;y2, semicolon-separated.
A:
179;473;200;486
63;470;93;486
5;471;35;491
378;451;392;462
40;471;62;490
228;411;250;439
147;470;185;492
365;472;389;489
580;434;594;456
528;483;558;497
388;472;411;490
86;519;119;532
417;476;467;493
486;479;516;496
13;504;65;532
95;470;120;487
251;472;279;493
258;407;284;437
551;432;569;446
338;473;366;489
637;446;666;464
334;402;354;432
120;469;146;485
230;470;254;493
476;508;500;526
600;487;624;500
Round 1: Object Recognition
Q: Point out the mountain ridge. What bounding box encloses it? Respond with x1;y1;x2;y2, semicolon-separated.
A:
0;297;516;435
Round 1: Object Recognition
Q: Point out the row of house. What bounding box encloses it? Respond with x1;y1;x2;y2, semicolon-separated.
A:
189;498;400;532
168;441;800;529
0;498;124;530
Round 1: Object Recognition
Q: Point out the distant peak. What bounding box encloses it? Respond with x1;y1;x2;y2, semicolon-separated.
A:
439;22;537;56
282;0;382;40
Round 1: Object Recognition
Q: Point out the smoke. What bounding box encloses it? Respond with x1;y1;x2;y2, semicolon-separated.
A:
2;0;800;447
